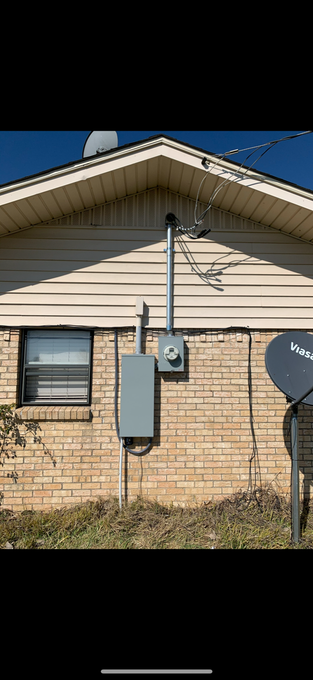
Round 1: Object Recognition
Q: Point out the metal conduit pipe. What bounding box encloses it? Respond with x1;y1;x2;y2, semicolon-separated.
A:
119;437;123;510
165;213;175;336
135;296;144;354
114;330;123;509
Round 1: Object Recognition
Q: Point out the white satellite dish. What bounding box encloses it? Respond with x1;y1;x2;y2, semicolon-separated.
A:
82;131;118;158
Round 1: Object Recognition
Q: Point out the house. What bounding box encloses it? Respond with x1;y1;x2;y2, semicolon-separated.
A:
1;132;313;511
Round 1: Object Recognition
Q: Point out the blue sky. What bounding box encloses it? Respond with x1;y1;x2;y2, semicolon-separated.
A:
0;130;313;190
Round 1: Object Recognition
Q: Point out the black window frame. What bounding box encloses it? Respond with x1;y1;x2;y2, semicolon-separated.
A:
19;328;93;407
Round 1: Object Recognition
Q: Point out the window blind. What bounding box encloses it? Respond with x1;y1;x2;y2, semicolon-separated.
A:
22;330;92;404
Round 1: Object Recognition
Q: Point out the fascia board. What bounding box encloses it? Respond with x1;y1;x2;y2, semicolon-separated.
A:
0;140;170;206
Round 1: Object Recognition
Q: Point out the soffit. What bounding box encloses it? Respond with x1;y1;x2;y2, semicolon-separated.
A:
1;136;313;242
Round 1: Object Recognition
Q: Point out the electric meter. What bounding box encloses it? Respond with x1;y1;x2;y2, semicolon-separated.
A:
158;336;184;372
163;345;180;361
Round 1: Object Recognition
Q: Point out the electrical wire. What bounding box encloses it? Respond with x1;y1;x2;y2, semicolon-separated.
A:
194;142;276;227
192;130;313;233
193;153;228;227
166;212;211;240
218;130;313;157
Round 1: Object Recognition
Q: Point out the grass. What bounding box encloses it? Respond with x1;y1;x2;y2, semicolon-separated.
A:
1;484;313;549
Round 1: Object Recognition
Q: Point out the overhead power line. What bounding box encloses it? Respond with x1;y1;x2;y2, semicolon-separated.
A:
217;130;313;158
191;130;313;231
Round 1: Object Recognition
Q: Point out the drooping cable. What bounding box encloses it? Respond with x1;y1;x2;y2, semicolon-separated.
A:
193;130;313;229
123;439;152;455
166;211;211;240
195;143;277;227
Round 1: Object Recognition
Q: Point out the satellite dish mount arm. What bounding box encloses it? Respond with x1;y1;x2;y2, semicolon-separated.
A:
290;401;300;543
291;383;313;408
289;382;313;544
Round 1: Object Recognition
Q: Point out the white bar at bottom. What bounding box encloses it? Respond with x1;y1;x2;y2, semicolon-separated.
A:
101;671;213;675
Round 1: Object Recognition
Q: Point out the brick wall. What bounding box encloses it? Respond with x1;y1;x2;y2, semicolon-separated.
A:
1;327;313;511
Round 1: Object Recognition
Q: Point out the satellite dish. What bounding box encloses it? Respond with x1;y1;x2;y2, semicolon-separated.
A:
265;331;313;405
82;131;118;158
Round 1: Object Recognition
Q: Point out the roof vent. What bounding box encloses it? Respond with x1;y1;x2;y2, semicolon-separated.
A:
82;131;118;158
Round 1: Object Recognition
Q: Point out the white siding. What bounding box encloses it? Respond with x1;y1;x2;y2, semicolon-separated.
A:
1;188;313;329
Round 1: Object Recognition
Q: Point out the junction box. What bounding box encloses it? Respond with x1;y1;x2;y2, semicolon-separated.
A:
119;354;155;437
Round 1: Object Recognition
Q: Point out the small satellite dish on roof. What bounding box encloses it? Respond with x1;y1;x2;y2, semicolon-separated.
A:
82;131;118;158
265;331;313;405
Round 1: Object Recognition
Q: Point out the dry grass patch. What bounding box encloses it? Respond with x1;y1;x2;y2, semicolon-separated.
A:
1;484;313;549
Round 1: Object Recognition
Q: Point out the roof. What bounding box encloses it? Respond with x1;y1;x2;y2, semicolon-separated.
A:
1;133;313;242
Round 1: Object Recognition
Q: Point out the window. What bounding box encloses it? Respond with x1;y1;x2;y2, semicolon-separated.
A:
20;330;93;405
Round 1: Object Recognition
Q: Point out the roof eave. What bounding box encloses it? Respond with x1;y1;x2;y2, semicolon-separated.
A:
1;135;313;243
1;133;313;203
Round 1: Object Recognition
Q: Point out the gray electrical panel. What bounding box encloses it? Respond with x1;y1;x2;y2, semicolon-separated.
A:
119;354;155;437
158;336;185;372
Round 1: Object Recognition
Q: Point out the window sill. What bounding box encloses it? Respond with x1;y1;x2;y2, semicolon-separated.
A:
15;406;92;422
